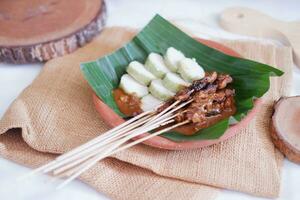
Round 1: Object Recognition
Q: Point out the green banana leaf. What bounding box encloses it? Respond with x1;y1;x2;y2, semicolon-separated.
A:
81;14;283;142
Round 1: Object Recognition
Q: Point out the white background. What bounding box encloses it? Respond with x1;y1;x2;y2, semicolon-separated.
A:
1;0;300;199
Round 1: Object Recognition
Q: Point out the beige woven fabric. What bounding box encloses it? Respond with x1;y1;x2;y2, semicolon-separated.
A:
0;129;216;200
0;27;293;199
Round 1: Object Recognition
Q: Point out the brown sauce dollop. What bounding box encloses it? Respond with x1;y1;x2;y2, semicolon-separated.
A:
113;88;142;117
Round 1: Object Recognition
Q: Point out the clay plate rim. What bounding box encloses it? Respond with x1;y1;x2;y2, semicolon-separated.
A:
92;38;262;150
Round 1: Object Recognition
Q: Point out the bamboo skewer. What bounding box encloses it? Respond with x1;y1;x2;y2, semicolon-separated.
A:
46;111;175;174
53;115;178;176
20;98;194;188
56;119;190;189
41;100;191;176
53;113;179;175
52;100;191;172
56;118;176;188
19;110;154;180
57;110;154;161
42;114;155;174
59;119;182;178
144;100;180;126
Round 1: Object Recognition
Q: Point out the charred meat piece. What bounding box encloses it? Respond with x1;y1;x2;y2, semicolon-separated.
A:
190;71;217;92
173;72;219;101
159;71;236;131
217;74;233;89
174;87;193;101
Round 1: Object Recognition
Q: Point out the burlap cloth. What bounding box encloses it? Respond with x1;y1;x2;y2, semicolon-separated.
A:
0;27;293;200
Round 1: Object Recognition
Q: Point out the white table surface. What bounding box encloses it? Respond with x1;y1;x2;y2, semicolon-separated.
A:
1;0;300;199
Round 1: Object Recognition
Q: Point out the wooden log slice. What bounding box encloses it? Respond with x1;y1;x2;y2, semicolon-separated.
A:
0;0;107;64
271;96;300;164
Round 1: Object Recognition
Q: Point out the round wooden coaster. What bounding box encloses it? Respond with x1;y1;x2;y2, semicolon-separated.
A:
0;0;107;64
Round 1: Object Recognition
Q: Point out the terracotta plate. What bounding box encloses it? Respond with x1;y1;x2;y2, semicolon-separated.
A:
93;39;261;150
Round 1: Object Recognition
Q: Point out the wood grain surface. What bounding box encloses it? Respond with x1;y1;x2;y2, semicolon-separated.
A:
220;7;300;67
0;0;107;64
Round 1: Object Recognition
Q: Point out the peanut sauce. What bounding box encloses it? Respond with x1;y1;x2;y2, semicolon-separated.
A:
113;88;142;116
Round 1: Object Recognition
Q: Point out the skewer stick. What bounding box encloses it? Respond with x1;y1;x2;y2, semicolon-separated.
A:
57;110;154;161
27;101;183;177
42;114;154;174
18;110;154;180
20;99;192;182
145;99;193;126
144;100;180;125
112;120;190;155
56;120;189;189
43;107;175;174
53;114;178;176
35;100;190;178
56;119;175;189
